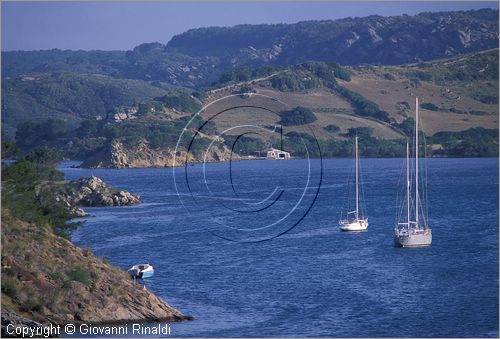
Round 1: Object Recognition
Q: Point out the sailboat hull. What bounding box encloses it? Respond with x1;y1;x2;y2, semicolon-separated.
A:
394;229;432;247
339;219;368;232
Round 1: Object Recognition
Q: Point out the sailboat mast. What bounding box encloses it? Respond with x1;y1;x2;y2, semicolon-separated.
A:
355;136;359;218
406;142;410;226
280;124;283;151
415;97;419;226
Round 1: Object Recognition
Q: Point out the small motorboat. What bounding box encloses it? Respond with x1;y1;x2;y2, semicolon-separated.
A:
127;263;154;279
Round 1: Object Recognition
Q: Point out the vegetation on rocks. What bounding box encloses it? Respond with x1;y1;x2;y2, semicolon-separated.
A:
1;147;187;326
38;175;141;217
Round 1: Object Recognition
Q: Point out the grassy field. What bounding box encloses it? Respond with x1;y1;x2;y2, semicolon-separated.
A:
202;49;498;139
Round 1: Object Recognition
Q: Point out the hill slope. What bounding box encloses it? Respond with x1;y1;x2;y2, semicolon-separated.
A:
2;9;498;88
1;156;189;326
6;50;498;162
201;49;498;138
1;73;176;138
1;210;186;325
168;9;499;65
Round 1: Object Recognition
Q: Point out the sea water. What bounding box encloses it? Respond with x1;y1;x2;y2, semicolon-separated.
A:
61;158;499;337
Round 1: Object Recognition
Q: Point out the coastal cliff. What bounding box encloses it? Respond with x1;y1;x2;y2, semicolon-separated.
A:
1;153;190;332
80;138;234;169
1;209;188;327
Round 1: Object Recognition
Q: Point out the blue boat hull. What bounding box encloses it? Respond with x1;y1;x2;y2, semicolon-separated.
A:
140;270;154;279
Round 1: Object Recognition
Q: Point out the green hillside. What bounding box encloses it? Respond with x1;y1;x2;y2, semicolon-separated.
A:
200;49;498;137
3;49;498;160
1;73;177;138
10;50;498;160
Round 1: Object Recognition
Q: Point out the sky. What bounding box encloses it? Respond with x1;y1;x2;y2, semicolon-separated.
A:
2;1;498;51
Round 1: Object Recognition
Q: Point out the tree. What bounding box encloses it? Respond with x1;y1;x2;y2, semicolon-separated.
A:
420;102;439;111
1;141;20;159
346;127;374;139
156;90;202;114
24;146;63;167
279;106;317;126
397;117;415;137
324;124;340;133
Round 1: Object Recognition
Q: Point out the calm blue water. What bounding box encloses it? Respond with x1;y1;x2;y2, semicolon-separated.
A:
61;158;499;338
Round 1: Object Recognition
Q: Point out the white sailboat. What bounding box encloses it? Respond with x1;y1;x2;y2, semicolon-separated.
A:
339;136;369;232
394;97;432;247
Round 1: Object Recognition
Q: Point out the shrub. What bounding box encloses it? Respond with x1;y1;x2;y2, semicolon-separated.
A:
48;271;63;281
278;106;317;126
336;86;390;122
1;141;20;160
301;61;351;83
219;67;253;83
469;110;489;116
1;276;18;298
192;90;208;101
24;146;63;166
224;136;266;155
156;90;201;114
474;95;498;105
20;297;43;312
75;119;101;138
346;127;374;139
329;62;351;81
271;72;320;91
324;124;340;133
233;85;256;95
396;117;415;136
449;107;466;114
420;102;439;111
408;70;432;81
66;267;90;286
285;131;316;142
429;127;499;157
16;119;70;150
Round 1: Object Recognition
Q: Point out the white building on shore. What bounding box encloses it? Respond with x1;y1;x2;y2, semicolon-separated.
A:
254;148;291;160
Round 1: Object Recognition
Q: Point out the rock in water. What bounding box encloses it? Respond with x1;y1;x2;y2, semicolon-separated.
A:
37;176;141;217
69;176;141;207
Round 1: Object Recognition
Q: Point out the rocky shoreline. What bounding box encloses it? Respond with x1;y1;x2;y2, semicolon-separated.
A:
80;139;235;169
37;176;140;217
2;174;191;334
1;207;191;334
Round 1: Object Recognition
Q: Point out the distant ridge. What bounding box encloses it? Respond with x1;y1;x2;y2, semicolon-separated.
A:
167;9;499;64
2;9;498;87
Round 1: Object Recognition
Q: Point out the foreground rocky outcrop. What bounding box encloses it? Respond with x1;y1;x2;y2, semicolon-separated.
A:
37;176;140;217
80;138;235;169
1;209;190;328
